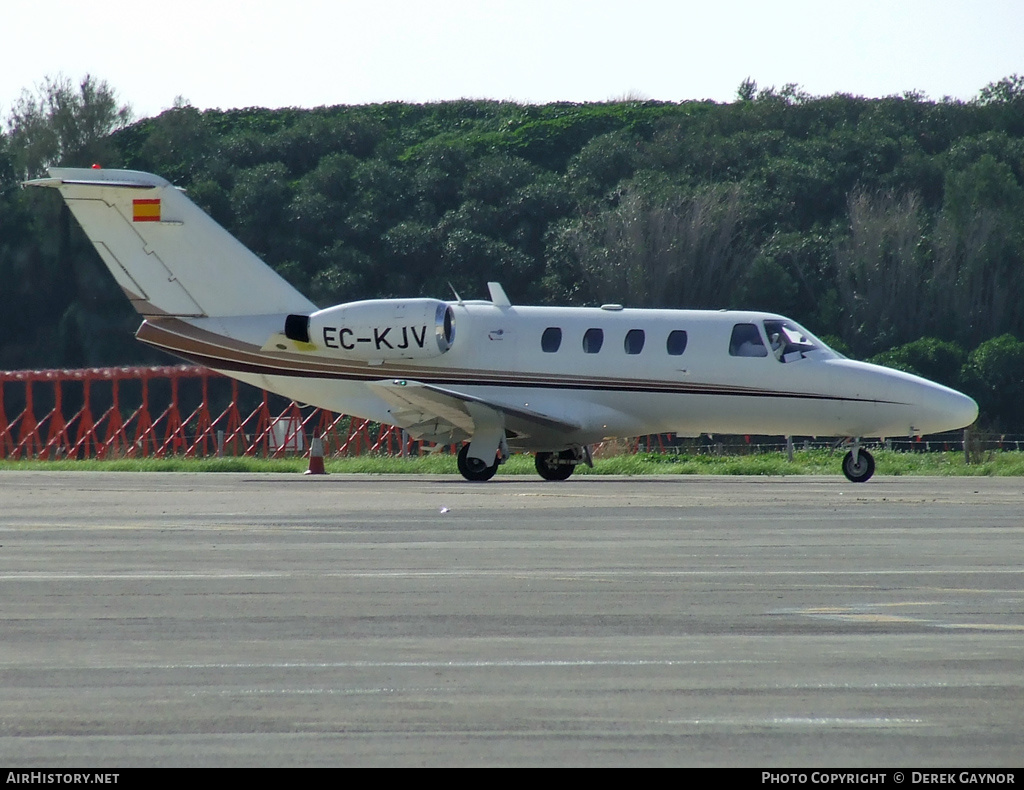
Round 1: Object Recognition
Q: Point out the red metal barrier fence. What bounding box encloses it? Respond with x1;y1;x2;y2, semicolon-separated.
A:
0;365;438;460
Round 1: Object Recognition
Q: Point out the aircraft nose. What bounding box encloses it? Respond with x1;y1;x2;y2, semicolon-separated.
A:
916;383;978;434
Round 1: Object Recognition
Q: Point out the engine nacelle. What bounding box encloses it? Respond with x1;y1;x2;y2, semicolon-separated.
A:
286;298;455;361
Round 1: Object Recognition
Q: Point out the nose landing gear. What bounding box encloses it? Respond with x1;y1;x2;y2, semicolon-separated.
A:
842;441;875;483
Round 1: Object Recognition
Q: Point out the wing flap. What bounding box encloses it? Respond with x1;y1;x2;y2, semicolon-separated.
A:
368;379;579;445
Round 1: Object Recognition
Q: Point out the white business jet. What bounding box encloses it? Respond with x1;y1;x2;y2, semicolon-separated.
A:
26;168;978;482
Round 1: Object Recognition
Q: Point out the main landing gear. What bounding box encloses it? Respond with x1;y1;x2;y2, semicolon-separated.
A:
456;443;500;481
457;444;591;481
534;450;577;481
842;441;875;483
534;446;591;481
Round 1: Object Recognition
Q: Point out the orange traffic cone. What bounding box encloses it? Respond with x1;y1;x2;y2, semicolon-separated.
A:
304;436;327;475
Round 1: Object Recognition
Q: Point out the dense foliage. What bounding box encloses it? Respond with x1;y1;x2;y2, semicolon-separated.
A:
3;76;1023;428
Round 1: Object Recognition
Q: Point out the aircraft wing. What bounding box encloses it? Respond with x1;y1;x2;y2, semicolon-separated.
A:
367;379;580;445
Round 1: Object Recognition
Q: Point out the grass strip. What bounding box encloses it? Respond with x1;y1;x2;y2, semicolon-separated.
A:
1;449;1023;476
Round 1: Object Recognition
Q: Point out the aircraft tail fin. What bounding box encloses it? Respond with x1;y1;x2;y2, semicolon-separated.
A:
25;168;316;319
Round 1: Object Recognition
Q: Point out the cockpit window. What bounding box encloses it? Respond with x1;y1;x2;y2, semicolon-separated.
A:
729;323;767;357
763;319;828;362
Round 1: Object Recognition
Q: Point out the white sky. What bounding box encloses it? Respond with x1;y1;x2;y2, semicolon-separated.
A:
2;0;1023;121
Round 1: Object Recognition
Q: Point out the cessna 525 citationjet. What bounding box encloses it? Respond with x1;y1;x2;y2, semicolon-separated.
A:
26;168;979;482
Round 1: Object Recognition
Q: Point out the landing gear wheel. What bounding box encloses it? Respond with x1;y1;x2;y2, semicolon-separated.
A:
842;448;875;483
535;450;576;481
457;443;499;482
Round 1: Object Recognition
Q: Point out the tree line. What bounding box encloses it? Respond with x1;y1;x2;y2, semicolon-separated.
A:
2;75;1023;430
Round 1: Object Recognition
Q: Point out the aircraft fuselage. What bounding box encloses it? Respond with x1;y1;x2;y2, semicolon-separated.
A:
139;299;978;452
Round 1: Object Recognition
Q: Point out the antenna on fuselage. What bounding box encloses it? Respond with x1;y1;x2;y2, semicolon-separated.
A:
448;282;464;305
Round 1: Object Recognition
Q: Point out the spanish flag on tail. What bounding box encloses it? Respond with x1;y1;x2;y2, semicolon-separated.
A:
133;198;160;222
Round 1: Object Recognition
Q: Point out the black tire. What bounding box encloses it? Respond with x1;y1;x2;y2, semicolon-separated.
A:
842;448;875;483
457;443;498;481
535;450;575;481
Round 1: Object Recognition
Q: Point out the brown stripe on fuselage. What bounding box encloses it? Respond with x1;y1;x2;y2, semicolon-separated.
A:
135;317;897;404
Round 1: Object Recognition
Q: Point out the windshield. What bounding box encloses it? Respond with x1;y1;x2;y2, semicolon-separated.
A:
763;319;836;362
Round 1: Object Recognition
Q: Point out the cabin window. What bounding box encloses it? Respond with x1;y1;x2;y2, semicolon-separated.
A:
666;330;688;356
541;327;562;353
583;328;604;354
624;329;645;355
729;323;767;357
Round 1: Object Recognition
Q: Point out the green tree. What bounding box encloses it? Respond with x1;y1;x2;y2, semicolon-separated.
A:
736;78;757;102
977;74;1024;105
931;153;1024;346
382;220;441;294
230;162;292;259
960;335;1024;432
545;185;749;308
866;338;967;390
566;130;640;195
5;74;132;179
832;189;928;355
133;99;214;183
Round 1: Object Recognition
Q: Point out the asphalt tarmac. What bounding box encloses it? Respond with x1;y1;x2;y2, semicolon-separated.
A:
0;471;1021;767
